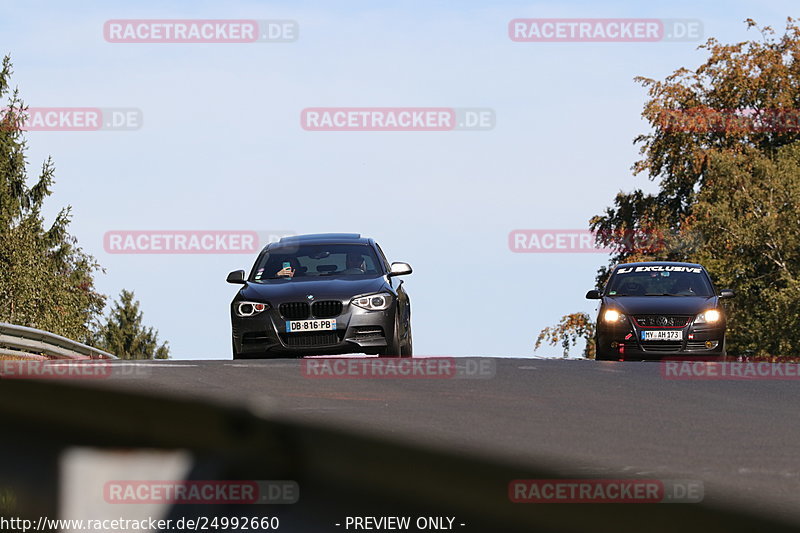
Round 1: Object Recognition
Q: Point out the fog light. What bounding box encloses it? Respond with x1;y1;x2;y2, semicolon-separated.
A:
611;341;618;348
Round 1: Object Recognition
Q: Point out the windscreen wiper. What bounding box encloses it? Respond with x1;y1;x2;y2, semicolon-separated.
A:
647;293;682;296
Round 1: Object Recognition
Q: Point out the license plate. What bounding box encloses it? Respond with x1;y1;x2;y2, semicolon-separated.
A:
286;319;337;333
641;330;683;341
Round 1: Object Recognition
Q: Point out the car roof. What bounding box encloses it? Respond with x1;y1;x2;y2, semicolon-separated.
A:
265;233;373;251
614;261;705;269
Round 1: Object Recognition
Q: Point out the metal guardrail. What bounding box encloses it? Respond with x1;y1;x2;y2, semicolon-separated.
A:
0;323;116;360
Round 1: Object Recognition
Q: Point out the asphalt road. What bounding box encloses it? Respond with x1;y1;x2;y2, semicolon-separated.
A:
83;357;800;525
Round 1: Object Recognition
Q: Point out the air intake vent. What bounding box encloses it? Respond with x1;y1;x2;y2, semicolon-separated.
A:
283;332;339;347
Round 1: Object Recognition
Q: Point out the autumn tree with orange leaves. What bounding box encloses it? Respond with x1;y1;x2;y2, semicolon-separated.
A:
538;19;800;358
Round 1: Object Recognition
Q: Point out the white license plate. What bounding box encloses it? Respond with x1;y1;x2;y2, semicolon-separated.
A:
286;319;337;333
641;330;683;341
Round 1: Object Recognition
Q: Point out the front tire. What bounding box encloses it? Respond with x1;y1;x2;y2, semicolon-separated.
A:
378;337;401;357
400;326;413;357
378;316;403;357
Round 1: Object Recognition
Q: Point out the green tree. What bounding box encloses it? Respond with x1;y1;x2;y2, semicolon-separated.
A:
94;290;170;359
0;56;105;341
591;18;800;286
691;145;800;357
542;19;800;358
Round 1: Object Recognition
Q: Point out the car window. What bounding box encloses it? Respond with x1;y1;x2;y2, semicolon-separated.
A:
252;244;383;281
607;267;714;297
374;242;390;270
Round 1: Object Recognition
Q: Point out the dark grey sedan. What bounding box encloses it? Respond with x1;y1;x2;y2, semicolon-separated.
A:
227;233;412;358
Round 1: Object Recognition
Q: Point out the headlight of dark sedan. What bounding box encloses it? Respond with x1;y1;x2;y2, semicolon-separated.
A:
603;309;626;323
235;301;269;317
351;293;392;311
694;309;721;324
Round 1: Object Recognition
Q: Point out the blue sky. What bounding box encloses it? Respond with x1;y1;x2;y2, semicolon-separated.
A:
0;0;794;358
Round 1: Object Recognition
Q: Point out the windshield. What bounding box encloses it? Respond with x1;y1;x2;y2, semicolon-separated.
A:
606;266;714;297
251;243;384;281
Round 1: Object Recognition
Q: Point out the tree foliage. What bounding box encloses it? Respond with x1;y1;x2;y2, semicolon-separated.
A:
0;56;169;356
692;145;800;356
535;313;595;359
94;290;169;359
542;19;800;358
591;19;800;268
0;55;105;342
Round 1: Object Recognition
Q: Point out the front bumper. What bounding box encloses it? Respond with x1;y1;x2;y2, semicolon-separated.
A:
232;300;396;357
596;317;726;360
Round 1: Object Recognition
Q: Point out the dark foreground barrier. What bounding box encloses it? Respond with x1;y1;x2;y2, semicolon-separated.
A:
0;378;795;533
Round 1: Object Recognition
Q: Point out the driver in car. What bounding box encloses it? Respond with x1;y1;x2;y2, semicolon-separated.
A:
671;276;697;295
340;253;366;275
275;257;301;278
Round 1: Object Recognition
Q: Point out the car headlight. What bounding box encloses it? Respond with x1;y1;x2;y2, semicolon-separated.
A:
235;301;268;317
603;309;626;323
351;292;392;311
695;309;721;324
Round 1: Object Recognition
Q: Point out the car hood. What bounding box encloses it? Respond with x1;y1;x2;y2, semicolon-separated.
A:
239;276;389;303
603;295;718;315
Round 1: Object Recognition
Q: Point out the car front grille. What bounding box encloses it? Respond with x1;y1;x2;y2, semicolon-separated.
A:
642;343;683;352
280;302;310;320
634;315;692;328
283;332;339;347
312;300;343;318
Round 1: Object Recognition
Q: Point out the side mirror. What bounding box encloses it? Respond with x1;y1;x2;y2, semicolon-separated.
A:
719;289;735;299
388;262;412;277
585;290;602;300
226;270;247;284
